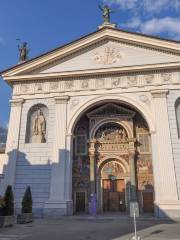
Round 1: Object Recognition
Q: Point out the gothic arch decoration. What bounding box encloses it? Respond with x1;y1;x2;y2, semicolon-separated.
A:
25;103;48;143
175;97;180;138
98;156;130;174
91;119;133;139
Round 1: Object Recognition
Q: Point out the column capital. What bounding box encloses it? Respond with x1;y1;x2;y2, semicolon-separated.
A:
54;96;70;104
151;89;169;98
66;133;73;137
10;98;24;107
129;150;135;158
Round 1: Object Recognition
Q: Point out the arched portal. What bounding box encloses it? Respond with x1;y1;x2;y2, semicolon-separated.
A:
72;101;154;214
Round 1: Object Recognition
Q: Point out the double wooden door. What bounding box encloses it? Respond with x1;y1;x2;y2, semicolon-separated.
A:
75;192;86;213
103;179;126;212
142;192;154;213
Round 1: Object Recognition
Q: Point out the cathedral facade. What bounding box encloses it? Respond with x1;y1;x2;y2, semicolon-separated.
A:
1;24;180;218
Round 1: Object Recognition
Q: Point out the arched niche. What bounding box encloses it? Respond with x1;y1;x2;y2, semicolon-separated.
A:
25;104;48;143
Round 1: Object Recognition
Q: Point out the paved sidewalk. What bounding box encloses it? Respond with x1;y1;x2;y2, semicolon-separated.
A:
0;216;180;240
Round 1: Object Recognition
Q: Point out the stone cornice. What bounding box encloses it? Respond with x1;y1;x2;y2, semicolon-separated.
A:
151;89;169;98
54;96;70;104
4;62;180;84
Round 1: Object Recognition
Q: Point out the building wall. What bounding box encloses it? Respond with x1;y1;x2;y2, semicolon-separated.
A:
1;76;180;217
0;153;7;174
167;90;180;198
14;98;55;216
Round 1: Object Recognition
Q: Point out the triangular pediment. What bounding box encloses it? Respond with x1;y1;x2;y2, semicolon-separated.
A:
87;103;136;118
1;27;180;82
35;40;180;75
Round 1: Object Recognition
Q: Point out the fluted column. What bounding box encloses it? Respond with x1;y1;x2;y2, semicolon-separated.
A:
151;90;178;201
45;96;70;215
1;98;24;193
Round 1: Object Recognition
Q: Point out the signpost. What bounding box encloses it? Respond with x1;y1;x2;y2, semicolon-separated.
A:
130;202;141;240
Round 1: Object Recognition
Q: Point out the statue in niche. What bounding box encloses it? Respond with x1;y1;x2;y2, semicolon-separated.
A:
32;109;46;143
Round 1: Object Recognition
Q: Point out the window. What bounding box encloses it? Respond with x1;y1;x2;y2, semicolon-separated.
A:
137;133;150;154
75;135;87;156
175;98;180;138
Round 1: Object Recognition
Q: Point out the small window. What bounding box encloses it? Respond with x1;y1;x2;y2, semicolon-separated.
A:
75;135;87;156
138;133;150;154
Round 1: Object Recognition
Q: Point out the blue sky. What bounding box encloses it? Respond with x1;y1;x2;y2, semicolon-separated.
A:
0;0;180;127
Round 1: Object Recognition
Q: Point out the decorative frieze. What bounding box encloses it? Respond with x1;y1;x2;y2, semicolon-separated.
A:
13;71;180;96
81;79;89;89
144;74;154;85
35;83;43;91
127;76;138;87
50;81;59;90
161;73;172;82
21;84;29;93
96;78;105;88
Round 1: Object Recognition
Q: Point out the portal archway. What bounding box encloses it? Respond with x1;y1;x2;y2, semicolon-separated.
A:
72;100;154;214
68;95;155;135
97;157;129;212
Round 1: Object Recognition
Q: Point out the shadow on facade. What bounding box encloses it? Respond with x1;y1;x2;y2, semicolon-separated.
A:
1;149;52;218
0;149;177;224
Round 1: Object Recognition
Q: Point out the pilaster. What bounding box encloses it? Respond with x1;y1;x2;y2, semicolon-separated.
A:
151;89;178;203
0;98;24;194
44;95;70;216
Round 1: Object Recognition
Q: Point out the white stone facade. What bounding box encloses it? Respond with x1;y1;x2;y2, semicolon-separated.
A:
1;26;180;218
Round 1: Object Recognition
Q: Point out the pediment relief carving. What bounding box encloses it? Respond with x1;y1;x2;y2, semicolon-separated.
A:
87;103;136;118
93;46;123;65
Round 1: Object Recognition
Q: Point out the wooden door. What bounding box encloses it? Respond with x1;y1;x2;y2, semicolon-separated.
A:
76;192;86;213
116;180;126;212
143;192;154;213
103;179;126;212
109;192;119;211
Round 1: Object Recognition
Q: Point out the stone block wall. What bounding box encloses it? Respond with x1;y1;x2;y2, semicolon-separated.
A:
14;97;55;216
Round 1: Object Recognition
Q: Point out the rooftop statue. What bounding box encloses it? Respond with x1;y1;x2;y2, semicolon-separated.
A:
98;4;114;24
18;42;29;62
